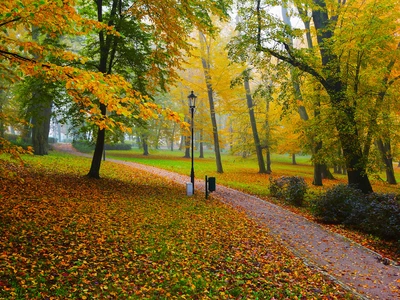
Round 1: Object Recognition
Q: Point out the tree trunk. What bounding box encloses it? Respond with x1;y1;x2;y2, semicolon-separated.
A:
244;74;266;173
265;147;272;174
199;128;204;158
283;4;325;186
199;31;223;173
312;141;323;186
87;0;120;178
184;135;190;158
0;92;4;138
321;164;334;180
265;98;272;174
142;134;149;156
87;104;107;178
292;153;296;165
170;123;176;151
30;90;52;156
376;138;397;184
312;1;373;193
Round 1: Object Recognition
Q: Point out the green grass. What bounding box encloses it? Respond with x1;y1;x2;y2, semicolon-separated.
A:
103;148;400;196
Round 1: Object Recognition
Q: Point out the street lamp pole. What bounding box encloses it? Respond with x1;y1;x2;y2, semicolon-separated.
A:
188;91;197;194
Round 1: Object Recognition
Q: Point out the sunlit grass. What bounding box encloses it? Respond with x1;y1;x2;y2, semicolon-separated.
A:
104;148;399;195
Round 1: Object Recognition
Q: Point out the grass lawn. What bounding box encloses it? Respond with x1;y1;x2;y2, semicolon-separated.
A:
105;148;400;195
0;152;353;299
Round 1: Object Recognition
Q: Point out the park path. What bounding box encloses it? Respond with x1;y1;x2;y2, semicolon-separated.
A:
54;144;399;299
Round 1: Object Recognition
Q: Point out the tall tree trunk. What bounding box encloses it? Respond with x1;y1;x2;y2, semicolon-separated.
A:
142;134;149;156
30;89;52;156
292;153;296;165
87;104;106;178
184;136;190;158
0;90;5;138
312;1;372;193
170;123;176;151
282;4;324;186
183;112;190;158
199;31;223;173
87;0;120;178
244;73;266;173
376;138;397;184
199;128;204;158
265;96;272;174
265;148;272;174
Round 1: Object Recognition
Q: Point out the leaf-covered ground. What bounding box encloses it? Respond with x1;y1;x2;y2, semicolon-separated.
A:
0;153;354;299
106;149;400;263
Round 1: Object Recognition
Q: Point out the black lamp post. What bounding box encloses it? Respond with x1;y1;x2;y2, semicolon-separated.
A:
188;91;197;193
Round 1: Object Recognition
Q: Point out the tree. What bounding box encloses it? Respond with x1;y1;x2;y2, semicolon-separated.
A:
199;31;224;173
83;0;230;178
231;0;399;193
243;70;267;173
1;0;228;177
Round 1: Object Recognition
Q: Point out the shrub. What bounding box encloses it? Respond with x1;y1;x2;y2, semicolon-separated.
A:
361;193;400;240
72;140;94;153
312;184;365;224
104;143;132;150
48;137;58;144
269;176;308;206
313;185;400;241
72;140;132;152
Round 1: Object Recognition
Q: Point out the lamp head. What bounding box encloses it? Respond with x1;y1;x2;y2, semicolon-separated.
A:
188;91;197;108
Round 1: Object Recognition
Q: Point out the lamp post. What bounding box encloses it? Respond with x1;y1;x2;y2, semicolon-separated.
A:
188;91;197;193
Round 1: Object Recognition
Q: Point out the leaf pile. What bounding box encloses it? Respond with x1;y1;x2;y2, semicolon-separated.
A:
0;153;353;299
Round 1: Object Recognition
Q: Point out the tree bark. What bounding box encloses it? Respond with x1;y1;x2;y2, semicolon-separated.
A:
282;4;324;186
87;104;106;178
265;148;272;174
376;138;397;184
87;0;120;178
244;73;266;173
199;128;204;158
30;89;52;156
292;153;296;165
199;31;223;173
142;134;149;156
312;0;372;193
265;96;272;174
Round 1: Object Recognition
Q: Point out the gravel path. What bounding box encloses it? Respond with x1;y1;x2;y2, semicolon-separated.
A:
54;144;400;299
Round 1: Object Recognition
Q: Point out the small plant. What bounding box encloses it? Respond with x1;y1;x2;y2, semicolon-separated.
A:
269;176;308;206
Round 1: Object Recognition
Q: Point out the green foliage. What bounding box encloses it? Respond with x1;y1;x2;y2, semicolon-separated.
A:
269;176;308;206
4;134;32;150
72;140;132;152
72;140;94;153
104;143;132;151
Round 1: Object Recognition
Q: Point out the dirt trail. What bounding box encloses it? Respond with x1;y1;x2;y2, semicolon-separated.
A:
53;144;400;299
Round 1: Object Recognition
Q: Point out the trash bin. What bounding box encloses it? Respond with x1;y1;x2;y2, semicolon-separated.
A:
208;177;216;192
186;182;193;196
